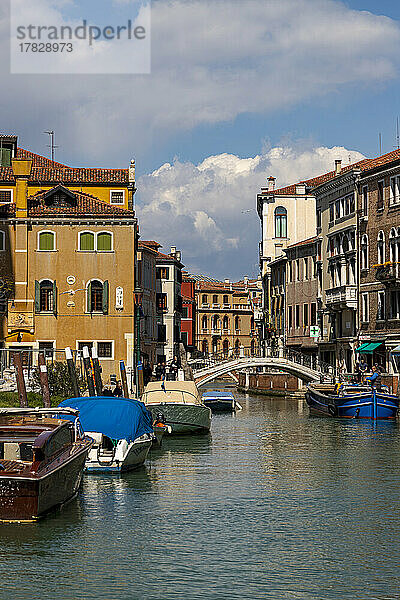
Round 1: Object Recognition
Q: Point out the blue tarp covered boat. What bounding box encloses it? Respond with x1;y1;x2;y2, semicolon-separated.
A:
201;390;241;413
58;397;154;472
305;383;399;420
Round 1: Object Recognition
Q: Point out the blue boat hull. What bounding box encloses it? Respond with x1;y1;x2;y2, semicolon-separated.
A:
306;386;399;420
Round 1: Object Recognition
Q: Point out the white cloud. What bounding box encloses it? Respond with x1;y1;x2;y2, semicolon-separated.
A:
137;144;365;279
0;0;399;162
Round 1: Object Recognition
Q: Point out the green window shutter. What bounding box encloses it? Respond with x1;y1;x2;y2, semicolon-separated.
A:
87;282;92;312
102;281;109;314
35;280;40;313
39;232;54;251
97;232;112;251
52;280;57;316
80;232;94;251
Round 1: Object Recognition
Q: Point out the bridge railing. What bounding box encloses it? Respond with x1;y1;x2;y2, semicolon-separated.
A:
190;346;337;380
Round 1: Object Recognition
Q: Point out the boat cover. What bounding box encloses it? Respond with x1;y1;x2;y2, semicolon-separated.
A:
142;381;203;405
202;391;234;398
58;397;153;442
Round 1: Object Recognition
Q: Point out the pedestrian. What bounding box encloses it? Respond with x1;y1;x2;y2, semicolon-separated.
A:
143;360;153;385
366;365;381;388
155;361;163;380
359;357;368;381
113;380;123;397
169;356;179;381
102;386;113;396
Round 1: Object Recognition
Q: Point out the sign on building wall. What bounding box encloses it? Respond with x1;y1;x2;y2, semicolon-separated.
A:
115;286;124;310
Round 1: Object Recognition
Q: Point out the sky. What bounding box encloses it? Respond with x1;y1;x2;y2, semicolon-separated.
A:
2;0;400;279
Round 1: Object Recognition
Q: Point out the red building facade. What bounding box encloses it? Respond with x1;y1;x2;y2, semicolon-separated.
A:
181;275;196;353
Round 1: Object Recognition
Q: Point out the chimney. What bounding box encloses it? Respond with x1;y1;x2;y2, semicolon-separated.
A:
224;278;230;284
170;246;176;256
244;276;249;289
175;250;181;262
12;158;32;218
335;159;342;176
267;176;276;192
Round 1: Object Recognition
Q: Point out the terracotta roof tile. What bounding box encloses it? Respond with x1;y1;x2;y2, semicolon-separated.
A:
26;189;135;217
260;149;400;197
286;236;318;249
0;147;129;185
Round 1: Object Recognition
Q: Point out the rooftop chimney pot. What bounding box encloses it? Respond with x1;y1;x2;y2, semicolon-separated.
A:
267;176;276;192
335;159;342;176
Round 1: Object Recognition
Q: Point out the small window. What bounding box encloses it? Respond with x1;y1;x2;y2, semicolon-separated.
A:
310;303;317;326
213;295;218;304
156;267;170;280
362;185;368;216
295;304;300;328
303;304;309;327
97;232;112;252
98;342;113;358
361;292;369;323
80;232;95;251
181;306;189;318
377;291;386;321
38;341;54;358
0;190;12;203
329;203;334;223
110;190;125;205
202;315;207;329
78;342;94;353
377;180;384;209
223;295;229;304
156;293;167;312
288;306;293;329
202;295;208;305
38;231;55;251
377;230;385;265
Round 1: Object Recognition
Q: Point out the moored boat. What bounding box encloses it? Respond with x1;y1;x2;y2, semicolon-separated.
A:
201;390;242;413
142;381;212;434
305;382;399;420
58;397;154;473
0;408;92;522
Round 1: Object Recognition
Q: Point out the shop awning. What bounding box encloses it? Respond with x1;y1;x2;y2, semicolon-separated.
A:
355;342;382;354
391;345;400;355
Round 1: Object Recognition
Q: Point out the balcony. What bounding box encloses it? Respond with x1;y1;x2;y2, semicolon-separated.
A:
212;303;220;308
201;303;210;308
375;262;400;286
233;304;251;310
325;285;357;309
223;303;231;309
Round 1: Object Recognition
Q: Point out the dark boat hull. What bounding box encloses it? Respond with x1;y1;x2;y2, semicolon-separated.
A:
0;448;88;522
203;399;236;413
306;386;399;420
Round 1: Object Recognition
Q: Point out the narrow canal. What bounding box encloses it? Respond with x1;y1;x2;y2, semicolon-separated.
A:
2;389;400;600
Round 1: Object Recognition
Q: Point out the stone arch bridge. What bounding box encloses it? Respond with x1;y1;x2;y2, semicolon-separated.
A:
190;352;335;388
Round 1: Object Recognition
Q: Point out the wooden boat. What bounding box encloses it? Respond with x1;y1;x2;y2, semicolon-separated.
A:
201;390;242;413
58;397;154;473
142;381;212;434
305;382;399;420
0;408;92;523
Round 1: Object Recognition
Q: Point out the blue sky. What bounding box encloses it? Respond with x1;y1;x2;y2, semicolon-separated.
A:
1;0;400;278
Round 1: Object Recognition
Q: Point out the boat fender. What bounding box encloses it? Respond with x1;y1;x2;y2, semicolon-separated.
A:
328;404;337;417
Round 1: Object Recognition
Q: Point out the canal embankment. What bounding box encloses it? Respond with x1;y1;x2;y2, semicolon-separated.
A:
236;371;306;398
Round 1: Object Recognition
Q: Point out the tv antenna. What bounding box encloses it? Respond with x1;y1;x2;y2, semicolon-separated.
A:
396;117;400;150
44;130;58;166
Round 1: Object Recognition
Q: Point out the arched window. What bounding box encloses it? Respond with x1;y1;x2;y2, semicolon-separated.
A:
97;232;112;251
377;230;385;265
87;280;109;314
202;340;208;355
274;206;287;238
234;339;240;356
0;231;4;251
223;315;229;330
202;315;207;329
223;295;228;305
79;231;95;251
390;228;397;263
234;315;240;331
38;231;55;251
202;294;208;305
361;234;369;270
35;279;56;314
223;339;229;357
212;315;219;330
212;294;218;304
251;339;256;355
342;235;349;254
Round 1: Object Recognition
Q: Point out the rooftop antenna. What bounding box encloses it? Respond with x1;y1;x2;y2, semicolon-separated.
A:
44;130;58;166
396;117;400;150
379;132;382;156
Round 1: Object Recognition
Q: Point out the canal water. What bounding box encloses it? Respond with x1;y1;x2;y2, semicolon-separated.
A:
2;389;400;600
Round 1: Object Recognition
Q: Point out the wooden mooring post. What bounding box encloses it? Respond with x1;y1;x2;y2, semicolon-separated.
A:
91;346;103;396
65;347;80;398
82;346;96;397
13;352;28;408
37;352;51;408
119;360;129;398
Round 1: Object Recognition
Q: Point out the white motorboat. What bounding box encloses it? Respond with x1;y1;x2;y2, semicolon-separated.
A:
142;381;212;434
58;396;154;473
